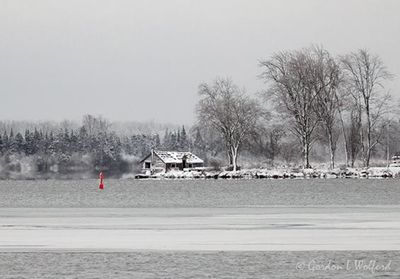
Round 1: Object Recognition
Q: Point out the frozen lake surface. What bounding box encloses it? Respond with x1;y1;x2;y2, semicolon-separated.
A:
1;179;400;278
1;207;400;251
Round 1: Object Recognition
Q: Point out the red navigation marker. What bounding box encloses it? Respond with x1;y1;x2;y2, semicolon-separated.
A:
99;171;104;190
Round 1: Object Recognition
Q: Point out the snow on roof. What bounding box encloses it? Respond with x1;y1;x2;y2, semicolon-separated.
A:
154;150;204;164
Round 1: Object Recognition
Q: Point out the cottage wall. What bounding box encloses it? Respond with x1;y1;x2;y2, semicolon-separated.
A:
142;154;166;172
152;155;166;171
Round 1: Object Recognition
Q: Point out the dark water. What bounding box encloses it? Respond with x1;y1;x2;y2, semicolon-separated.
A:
0;179;400;207
0;251;399;279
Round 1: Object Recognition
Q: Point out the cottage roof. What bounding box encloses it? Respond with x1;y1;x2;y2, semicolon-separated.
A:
154;150;203;164
141;150;204;164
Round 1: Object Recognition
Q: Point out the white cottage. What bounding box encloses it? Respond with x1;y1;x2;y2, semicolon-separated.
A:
140;150;204;173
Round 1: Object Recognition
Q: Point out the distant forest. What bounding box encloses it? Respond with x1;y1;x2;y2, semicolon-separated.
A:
0;115;202;179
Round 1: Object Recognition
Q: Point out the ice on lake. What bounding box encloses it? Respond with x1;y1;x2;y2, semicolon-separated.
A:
1;207;400;251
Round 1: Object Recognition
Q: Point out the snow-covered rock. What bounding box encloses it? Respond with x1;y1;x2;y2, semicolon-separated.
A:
388;167;400;178
368;167;392;178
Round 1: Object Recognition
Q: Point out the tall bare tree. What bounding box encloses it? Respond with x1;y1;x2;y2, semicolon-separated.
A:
197;78;262;171
311;47;342;169
341;49;393;167
348;105;363;167
260;47;322;168
82;114;110;136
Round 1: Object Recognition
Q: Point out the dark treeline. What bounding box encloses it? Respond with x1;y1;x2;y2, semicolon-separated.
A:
0;125;125;179
0;116;203;179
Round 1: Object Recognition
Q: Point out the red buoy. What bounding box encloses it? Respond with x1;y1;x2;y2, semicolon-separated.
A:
99;172;104;190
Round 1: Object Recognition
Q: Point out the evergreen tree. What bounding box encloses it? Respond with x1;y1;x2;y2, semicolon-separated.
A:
2;131;9;154
176;130;181;150
121;136;132;154
32;129;41;154
78;126;89;153
153;134;161;149
47;132;56;157
180;125;188;151
70;130;79;153
162;129;170;150
14;132;24;153
62;128;71;154
42;132;51;155
8;129;18;154
0;134;3;155
24;130;34;155
170;132;177;150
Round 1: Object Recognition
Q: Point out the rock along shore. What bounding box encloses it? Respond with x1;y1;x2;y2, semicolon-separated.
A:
132;167;400;180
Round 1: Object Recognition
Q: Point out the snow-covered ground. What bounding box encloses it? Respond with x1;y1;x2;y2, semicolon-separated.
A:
1;207;400;251
135;166;400;179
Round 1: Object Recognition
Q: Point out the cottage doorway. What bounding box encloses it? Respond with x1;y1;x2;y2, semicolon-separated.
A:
181;155;187;170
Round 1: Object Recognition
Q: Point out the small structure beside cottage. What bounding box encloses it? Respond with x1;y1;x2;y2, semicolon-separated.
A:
140;150;204;174
390;152;400;167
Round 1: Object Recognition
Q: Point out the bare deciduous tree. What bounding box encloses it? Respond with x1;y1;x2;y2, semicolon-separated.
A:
260;47;321;168
348;105;363;167
246;121;286;165
341;49;393;167
82;114;111;136
197;78;262;171
311;47;341;169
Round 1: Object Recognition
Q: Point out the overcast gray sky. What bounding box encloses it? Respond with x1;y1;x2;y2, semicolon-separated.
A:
1;0;399;124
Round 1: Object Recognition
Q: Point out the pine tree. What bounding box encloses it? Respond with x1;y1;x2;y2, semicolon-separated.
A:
153;134;161;149
78;126;89;153
170;132;177;150
33;129;41;154
0;134;3;155
2;131;9;153
14;132;24;153
122;136;130;155
8;129;18;154
181;125;188;151
70;130;78;153
62;128;71;154
176;130;181;150
24;130;34;155
162;129;170;150
47;132;56;157
42;132;51;155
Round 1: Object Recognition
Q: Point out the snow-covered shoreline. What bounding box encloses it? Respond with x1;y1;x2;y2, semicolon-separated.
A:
131;167;400;180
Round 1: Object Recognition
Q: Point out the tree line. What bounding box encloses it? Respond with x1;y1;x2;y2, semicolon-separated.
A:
197;46;397;170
